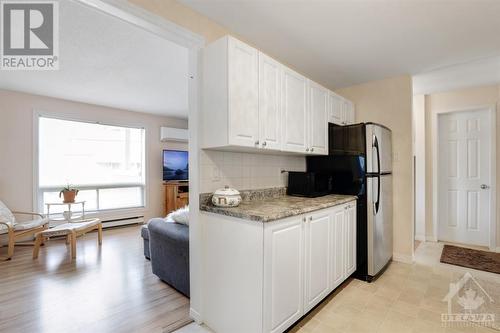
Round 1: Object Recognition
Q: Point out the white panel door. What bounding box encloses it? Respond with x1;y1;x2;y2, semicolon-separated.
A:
264;217;304;333
228;37;259;147
308;81;329;155
438;109;492;247
345;202;357;277
329;93;343;125
259;53;281;151
281;66;308;153
330;206;345;291
304;211;330;312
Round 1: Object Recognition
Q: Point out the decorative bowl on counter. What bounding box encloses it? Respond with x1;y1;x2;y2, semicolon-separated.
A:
212;186;242;207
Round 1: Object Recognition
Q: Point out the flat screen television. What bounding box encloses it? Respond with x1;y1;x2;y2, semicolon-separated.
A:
163;150;189;181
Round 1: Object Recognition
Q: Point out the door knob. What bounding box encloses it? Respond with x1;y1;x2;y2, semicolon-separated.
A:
480;184;490;190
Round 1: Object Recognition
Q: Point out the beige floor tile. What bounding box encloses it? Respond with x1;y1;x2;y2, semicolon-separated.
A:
312;322;344;333
390;299;420;318
377;318;414;333
291;241;500;333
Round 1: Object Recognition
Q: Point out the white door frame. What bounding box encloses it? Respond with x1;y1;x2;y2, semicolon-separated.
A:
432;105;496;250
73;0;205;322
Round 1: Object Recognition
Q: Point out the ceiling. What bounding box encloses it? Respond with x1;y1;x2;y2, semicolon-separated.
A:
180;0;500;90
0;0;189;118
413;55;500;95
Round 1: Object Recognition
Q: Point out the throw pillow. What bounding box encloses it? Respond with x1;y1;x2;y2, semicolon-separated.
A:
166;205;189;226
0;200;16;231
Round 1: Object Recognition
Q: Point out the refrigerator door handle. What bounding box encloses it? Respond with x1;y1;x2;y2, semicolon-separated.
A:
375;175;380;214
372;134;381;175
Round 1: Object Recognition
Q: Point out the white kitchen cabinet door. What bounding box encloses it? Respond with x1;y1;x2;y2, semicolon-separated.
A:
259;53;281;151
264;217;304;333
228;37;260;147
330;206;345;291
345;202;357;277
281;67;308;153
343;100;355;125
304;211;330;312
329;93;343;125
308;81;329;155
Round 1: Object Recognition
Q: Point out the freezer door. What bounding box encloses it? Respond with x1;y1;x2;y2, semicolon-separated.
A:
366;174;393;276
366;124;392;174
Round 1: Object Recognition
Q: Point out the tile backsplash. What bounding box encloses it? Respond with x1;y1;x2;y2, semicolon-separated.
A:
199;150;306;193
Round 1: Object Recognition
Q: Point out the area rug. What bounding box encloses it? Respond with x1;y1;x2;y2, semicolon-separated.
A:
440;244;500;274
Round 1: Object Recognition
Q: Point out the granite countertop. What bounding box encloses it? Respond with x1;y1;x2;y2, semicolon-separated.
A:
200;188;356;223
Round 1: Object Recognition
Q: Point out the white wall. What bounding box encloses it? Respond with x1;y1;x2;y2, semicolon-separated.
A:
0;89;188;221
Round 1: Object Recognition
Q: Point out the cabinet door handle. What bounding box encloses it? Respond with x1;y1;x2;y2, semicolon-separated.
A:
262;141;267;147
309;216;312;221
306;148;310;152
310;148;314;152
255;140;259;145
302;217;306;222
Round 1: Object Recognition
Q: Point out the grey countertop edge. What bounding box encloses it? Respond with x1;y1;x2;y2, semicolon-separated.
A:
199;196;357;223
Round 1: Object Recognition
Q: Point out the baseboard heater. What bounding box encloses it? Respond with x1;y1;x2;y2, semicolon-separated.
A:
101;216;144;228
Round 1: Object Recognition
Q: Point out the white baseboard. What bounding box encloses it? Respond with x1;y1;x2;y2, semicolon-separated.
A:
190;308;202;324
393;252;414;264
426;236;438;242
414;234;426;241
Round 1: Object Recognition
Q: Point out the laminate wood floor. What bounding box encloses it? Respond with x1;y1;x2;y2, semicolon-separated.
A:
0;225;191;333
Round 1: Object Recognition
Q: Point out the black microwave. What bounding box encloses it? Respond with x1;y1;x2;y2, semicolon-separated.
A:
287;172;332;197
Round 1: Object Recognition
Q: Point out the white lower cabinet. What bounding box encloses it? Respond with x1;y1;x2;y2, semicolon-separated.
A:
304;211;330;313
263;217;304;333
202;200;357;333
330;206;345;290
345;203;357;277
264;201;357;333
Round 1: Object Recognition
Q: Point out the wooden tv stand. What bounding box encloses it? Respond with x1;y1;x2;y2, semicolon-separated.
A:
164;181;189;215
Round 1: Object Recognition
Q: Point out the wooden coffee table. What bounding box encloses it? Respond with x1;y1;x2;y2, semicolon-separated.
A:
33;218;102;260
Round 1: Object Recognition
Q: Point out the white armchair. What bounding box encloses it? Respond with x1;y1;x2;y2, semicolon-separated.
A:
0;201;49;260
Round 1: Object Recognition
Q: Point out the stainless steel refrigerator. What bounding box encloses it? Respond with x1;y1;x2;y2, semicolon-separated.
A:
307;122;393;281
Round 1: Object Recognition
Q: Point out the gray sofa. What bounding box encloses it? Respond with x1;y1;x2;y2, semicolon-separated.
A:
142;218;190;297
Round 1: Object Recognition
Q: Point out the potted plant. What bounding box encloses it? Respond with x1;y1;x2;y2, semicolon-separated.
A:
59;184;79;203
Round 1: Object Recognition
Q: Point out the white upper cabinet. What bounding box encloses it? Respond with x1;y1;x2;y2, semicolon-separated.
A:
329;93;343;125
228;37;259;147
308;81;329;155
281;66;309;153
343;100;355;125
259;53;282;151
329;92;355;126
202;35;354;154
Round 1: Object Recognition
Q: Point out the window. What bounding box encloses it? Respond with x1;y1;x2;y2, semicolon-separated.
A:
38;116;146;213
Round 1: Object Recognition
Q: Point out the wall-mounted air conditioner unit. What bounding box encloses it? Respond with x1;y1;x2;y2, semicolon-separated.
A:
160;127;188;142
